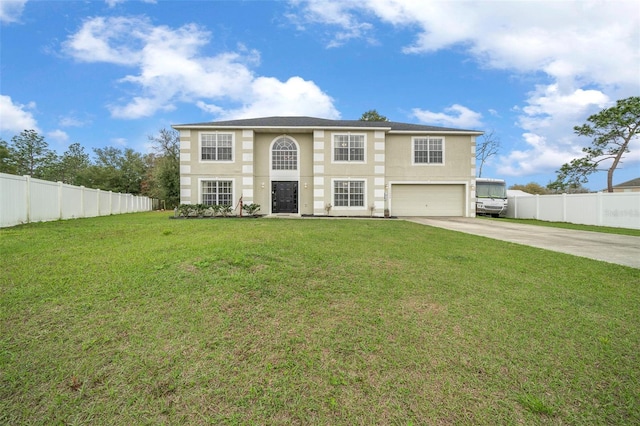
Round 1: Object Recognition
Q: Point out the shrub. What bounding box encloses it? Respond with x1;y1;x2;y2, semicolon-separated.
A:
242;203;261;217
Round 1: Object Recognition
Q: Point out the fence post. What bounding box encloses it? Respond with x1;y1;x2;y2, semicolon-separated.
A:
24;175;31;224
597;192;603;226
80;186;85;218
58;181;63;220
562;193;567;222
535;194;540;219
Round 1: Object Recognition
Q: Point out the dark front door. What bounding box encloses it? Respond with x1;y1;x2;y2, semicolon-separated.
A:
272;181;298;213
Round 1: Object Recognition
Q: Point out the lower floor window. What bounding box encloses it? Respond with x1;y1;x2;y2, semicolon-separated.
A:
202;180;233;206
334;180;364;207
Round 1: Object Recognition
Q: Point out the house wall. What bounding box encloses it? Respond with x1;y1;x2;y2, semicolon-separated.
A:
252;132;315;215
178;126;478;217
386;133;477;216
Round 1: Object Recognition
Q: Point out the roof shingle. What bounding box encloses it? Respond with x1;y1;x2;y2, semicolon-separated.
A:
173;116;482;133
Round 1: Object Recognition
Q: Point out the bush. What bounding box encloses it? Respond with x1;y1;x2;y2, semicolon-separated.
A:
242;203;261;217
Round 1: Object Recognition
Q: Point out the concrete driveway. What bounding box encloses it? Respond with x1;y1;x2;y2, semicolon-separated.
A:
405;217;640;269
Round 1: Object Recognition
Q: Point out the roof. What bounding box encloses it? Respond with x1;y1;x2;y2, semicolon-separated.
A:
613;177;640;188
172;116;483;134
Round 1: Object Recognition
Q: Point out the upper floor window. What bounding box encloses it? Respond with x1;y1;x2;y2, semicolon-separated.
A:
334;134;365;162
201;133;233;161
272;137;298;170
413;137;444;164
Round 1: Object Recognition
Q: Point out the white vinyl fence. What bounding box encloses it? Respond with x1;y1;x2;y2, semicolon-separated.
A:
507;192;640;229
0;173;153;228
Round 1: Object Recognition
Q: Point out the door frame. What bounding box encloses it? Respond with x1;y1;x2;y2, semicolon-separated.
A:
271;180;299;214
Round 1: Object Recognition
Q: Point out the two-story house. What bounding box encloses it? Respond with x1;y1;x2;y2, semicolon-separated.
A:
172;116;482;217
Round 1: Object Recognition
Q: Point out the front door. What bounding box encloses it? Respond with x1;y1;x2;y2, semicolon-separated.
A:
272;181;298;213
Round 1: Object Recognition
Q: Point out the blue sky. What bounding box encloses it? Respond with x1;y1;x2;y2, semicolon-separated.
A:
1;0;639;190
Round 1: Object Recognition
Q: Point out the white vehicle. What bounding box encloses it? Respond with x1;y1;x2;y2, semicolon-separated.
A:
475;178;508;217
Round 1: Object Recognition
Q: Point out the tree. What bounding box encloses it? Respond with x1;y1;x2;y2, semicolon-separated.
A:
39;142;90;184
146;128;180;208
59;143;91;185
509;182;549;195
546;181;590;194
80;146;147;194
0;139;17;174
551;96;640;193
9;129;54;178
476;129;501;178
360;109;389;121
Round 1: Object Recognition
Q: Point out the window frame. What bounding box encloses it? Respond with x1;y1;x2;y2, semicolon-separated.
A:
332;178;367;209
199;132;234;163
271;137;298;171
412;136;445;165
199;179;234;206
332;133;366;163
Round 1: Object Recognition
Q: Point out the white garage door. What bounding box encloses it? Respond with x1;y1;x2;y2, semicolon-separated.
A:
391;184;465;216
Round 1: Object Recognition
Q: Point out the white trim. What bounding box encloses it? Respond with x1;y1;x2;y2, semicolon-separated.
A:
197;177;235;205
411;136;445;166
198;131;235;163
331;132;367;164
173;124;482;136
331;178;367;210
269;135;300;181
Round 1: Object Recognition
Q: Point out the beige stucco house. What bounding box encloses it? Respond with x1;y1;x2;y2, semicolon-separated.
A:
172;116;482;217
612;177;640;192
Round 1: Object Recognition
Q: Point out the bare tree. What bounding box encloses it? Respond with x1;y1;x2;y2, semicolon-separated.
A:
476;129;500;177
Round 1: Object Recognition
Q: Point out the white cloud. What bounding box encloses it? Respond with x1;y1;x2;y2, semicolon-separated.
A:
217;76;339;120
412;104;483;129
289;0;375;47
59;114;90;128
498;85;611;176
0;0;27;24
0;95;39;133
105;0;156;7
290;0;640;178
63;16;339;120
292;1;639;88
47;129;69;143
111;137;128;147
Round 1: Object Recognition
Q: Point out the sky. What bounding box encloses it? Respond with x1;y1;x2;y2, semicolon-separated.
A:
1;0;639;190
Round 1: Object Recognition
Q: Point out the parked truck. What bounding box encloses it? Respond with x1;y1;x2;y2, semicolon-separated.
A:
475;178;508;217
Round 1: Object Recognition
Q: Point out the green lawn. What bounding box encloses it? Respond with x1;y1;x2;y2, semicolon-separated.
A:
2;212;639;425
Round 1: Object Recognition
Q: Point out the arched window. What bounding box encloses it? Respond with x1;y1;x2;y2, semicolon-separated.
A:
272;137;297;170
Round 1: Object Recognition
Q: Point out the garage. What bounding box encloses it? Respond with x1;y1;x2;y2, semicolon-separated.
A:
391;184;465;216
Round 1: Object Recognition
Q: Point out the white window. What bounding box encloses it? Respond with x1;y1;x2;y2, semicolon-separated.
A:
201;133;233;161
272;137;297;170
413;137;444;164
201;180;233;206
333;180;365;207
334;134;365;162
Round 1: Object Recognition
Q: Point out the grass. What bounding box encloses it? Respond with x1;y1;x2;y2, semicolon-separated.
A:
1;212;639;425
480;216;640;237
